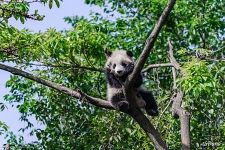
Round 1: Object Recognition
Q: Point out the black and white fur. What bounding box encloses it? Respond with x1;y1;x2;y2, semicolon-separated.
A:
105;50;158;116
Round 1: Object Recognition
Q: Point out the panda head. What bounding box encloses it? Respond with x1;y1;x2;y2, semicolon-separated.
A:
105;50;134;77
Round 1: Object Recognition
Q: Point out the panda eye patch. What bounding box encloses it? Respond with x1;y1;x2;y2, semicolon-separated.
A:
122;62;127;67
113;64;116;69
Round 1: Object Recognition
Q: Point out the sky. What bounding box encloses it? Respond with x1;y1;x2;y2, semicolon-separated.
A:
9;0;102;31
0;0;102;147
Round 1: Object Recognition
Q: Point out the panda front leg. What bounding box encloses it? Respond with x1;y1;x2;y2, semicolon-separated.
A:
139;89;158;116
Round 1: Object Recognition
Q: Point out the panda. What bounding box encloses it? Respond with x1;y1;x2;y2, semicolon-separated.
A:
104;50;158;116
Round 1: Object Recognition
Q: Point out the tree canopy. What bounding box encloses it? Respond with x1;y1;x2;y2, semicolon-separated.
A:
0;0;224;149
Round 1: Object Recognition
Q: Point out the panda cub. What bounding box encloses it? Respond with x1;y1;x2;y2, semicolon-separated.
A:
105;50;158;116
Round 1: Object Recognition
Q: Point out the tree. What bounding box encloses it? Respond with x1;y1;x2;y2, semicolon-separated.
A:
0;0;224;149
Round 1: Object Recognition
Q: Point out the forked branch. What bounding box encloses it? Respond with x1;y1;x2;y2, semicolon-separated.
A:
123;0;176;149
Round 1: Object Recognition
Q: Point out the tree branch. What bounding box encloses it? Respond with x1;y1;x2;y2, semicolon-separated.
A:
0;7;41;20
101;0;179;149
27;62;103;72
142;63;173;73
168;41;190;150
126;0;176;88
0;46;18;57
168;40;178;89
168;40;180;70
171;91;190;150
0;63;113;109
128;108;168;150
122;0;176;149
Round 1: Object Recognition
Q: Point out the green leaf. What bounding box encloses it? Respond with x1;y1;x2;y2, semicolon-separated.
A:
19;17;25;24
54;0;60;8
49;0;53;9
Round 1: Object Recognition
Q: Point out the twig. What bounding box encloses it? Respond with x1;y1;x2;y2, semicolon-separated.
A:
168;40;180;70
27;62;103;72
0;7;40;20
204;58;225;62
0;46;18;57
27;0;43;3
142;63;173;73
198;30;206;49
156;99;173;128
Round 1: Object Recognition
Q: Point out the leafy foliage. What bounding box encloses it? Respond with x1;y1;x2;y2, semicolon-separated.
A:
0;0;224;149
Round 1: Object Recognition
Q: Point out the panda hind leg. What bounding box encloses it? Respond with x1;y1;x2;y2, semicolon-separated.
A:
110;94;129;111
117;101;129;111
139;90;158;116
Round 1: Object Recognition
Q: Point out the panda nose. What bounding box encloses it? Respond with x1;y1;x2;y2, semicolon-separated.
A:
117;70;122;74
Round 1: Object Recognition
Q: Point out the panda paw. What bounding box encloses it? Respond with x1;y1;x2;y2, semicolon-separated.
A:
117;101;129;111
126;63;134;74
146;109;159;116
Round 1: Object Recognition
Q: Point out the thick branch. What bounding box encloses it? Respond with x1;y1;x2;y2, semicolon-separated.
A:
0;63;113;109
168;41;190;150
171;91;190;150
128;108;168;150
126;0;176;88
122;0;176;149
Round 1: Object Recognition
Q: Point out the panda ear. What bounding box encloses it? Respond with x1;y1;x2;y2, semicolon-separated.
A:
126;51;133;57
104;48;112;57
